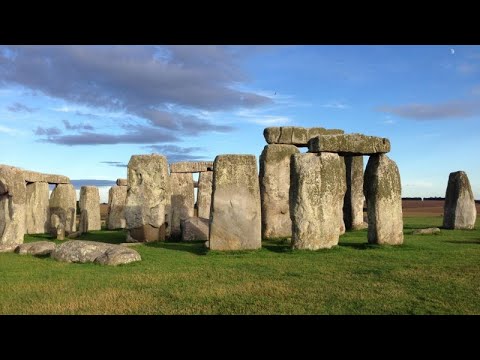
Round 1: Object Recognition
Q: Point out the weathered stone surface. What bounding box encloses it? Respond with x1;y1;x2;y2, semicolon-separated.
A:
181;217;209;241
443;171;477;229
116;178;128;186
56;223;65;240
197;171;213;219
290;153;346;250
49;184;76;234
170;161;214;173
343;156;365;230
170;173;194;238
0;165;26;246
78;186;101;232
67;231;81;239
0;244;18;253
259;144;300;238
107;186;127;229
50;214;60;236
25;182;50;234
364;154;403;245
308;134;391;155
413;227;441;235
15;241;56;256
51;240;141;265
125;154;170;242
23;169;70;184
209;155;261;250
263;127;344;146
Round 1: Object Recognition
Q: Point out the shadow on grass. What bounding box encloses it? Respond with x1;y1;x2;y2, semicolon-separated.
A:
338;242;381;250
144;241;208;255
445;240;480;245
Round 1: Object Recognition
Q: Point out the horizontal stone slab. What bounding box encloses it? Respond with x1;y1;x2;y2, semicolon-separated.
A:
263;127;344;146
23;169;70;184
308;134;391;155
169;161;214;173
116;178;128;186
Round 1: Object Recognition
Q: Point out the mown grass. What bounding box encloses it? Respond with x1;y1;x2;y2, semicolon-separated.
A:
0;216;479;314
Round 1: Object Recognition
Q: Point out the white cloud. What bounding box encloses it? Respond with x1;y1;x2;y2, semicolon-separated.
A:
321;101;349;109
383;119;395;125
247;116;291;126
0;125;23;135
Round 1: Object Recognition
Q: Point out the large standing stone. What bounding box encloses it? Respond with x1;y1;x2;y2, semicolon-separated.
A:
343;156;366;230
125;154;170;242
443;171;477;229
181;217;209;241
78;186;101;232
25;182;50;234
197;171;213;219
308;133;391;155
0;165;26;245
49;183;76;234
170;161;214;173
290;153;346;250
263;126;344;146
107;186;127;229
209;155;261;250
259;144;299;239
170;172;194;238
364;154;403;245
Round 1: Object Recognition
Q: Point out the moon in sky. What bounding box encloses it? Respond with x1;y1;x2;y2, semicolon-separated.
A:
451;48;455;55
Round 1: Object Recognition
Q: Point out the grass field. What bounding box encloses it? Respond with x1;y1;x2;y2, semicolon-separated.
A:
0;216;479;314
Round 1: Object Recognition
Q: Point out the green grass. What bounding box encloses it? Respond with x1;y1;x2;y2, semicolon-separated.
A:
1;216;479;314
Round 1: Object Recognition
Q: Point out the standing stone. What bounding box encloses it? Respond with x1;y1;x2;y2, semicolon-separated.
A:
170;172;194;238
107;186;127;229
0;165;26;245
343;156;366;230
49;184;77;234
125;154;170;242
170;161;214;173
364;154;403;245
443;171;477;229
290;153;346;250
197;171;213;219
50;214;60;236
56;223;65;240
78;186;101;232
259;144;299;239
181;217;209;241
25;182;50;234
209;155;261;250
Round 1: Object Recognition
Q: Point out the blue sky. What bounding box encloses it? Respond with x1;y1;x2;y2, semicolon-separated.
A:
0;45;479;202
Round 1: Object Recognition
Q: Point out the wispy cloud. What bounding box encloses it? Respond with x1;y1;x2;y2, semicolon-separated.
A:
321;101;349;109
457;62;477;75
0;125;22;135
100;161;127;168
404;180;433;188
144;144;209;163
247;116;291;126
34;126;61;136
62;119;94;131
7;102;35;113
383;119;396;125
377;100;480;120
